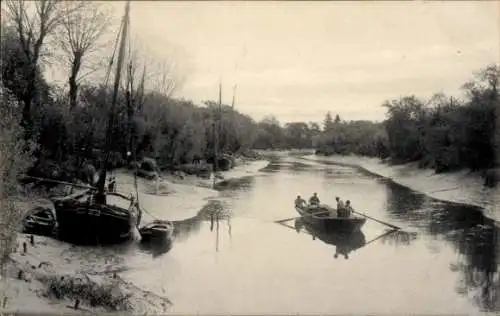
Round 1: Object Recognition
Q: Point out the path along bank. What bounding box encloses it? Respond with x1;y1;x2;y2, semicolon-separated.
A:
302;154;500;223
0;159;270;314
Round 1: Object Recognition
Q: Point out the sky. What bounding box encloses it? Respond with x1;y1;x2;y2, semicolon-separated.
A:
54;1;500;123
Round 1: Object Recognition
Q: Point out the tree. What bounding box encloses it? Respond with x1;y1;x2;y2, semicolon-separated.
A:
323;111;334;132
57;1;110;110
284;122;311;148
4;0;69;135
334;114;341;124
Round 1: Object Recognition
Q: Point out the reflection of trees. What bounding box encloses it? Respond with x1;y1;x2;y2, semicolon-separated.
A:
171;199;232;242
449;223;499;311
385;182;429;219
215;176;255;192
385;181;499;311
379;229;418;246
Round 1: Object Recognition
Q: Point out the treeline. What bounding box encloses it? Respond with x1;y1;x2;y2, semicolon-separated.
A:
252;64;500;186
315;64;500;185
1;1;262;183
1;1;498;187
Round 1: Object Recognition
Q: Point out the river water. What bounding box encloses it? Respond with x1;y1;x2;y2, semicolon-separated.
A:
80;155;500;314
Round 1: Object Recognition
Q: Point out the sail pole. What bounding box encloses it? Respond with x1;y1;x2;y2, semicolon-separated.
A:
213;81;221;188
231;84;236;109
96;1;131;204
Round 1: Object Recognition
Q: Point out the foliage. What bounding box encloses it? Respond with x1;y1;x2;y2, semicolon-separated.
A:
0;82;36;272
314;64;500;185
1;0;498;192
381;65;499;174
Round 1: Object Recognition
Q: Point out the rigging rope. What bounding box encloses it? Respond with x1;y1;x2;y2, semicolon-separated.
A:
104;19;124;88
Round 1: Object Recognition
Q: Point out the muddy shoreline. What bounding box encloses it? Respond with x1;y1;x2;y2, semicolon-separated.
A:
301;154;500;223
1;159;270;314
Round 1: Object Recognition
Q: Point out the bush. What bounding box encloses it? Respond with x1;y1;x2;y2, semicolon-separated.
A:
0;84;35;273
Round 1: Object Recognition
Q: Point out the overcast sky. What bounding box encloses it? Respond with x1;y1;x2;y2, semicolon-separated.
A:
69;1;500;123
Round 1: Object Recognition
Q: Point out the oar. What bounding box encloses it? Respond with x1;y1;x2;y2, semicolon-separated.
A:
351;210;401;230
274;208;331;224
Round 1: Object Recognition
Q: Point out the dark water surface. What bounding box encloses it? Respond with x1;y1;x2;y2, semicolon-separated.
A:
82;156;500;314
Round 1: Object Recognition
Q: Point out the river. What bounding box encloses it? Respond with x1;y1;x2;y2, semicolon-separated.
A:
69;154;500;314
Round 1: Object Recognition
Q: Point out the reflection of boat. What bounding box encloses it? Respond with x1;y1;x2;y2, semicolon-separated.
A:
139;220;174;243
21;206;57;237
295;204;366;232
294;218;366;259
138;234;173;258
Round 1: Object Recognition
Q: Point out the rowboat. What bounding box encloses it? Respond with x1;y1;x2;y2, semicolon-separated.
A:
139;220;174;243
21;206;57;237
295;204;366;232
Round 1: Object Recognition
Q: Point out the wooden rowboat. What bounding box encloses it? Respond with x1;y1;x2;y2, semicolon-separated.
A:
139;220;174;243
295;204;366;232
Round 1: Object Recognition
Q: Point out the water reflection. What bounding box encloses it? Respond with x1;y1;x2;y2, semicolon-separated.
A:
131;155;500;313
379;229;419;247
285;218;366;259
383;171;500;311
215;176;255;191
138;237;173;258
171;199;233;252
385;181;430;219
297;157;500;312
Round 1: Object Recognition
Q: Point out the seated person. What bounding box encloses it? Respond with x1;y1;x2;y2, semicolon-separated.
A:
309;192;320;206
335;196;345;217
294;195;307;208
344;200;354;217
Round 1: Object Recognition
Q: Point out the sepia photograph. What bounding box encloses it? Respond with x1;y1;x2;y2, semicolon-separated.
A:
0;0;499;315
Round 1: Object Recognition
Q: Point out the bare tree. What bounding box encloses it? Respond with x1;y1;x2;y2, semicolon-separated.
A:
149;57;180;98
57;1;111;110
4;0;69;134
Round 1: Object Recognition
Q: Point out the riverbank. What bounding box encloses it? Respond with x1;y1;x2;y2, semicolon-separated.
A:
1;158;270;314
302;154;500;223
1;234;171;314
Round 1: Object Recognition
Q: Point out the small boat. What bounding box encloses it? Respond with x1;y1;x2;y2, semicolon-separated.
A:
139;220;174;243
21;206;57;237
295;204;366;232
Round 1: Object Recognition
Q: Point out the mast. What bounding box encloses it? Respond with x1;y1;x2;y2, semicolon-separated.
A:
231;84;237;109
95;1;131;204
214;82;221;169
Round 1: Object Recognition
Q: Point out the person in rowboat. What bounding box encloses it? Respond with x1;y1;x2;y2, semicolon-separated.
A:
344;200;354;217
335;197;345;217
295;195;307;208
309;193;320;207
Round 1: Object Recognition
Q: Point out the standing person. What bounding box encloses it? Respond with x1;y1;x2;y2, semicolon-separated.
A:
309;193;320;206
107;176;116;192
335;197;345;217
